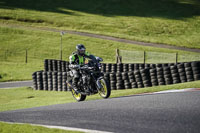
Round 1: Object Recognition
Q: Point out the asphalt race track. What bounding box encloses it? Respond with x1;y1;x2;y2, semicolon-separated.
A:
0;80;33;89
0;91;200;133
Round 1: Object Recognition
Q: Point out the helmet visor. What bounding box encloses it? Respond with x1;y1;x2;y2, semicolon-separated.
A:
79;49;85;55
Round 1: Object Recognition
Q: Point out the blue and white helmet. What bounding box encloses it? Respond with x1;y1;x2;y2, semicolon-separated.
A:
76;44;86;56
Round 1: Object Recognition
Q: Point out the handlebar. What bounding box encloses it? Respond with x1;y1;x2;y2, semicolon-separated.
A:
80;65;94;70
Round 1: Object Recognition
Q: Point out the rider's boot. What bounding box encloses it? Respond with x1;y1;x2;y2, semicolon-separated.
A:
72;78;80;92
85;88;90;94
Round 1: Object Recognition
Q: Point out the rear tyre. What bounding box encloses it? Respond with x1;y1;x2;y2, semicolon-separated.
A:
99;78;111;99
71;89;86;102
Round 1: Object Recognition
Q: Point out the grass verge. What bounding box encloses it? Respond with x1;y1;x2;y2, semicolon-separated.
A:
1;26;200;82
1;80;200;112
0;122;83;133
0;0;200;49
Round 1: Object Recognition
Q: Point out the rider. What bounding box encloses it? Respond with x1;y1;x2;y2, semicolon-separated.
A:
69;44;97;92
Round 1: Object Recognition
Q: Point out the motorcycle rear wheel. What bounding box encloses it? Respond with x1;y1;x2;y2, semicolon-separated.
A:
71;89;86;102
98;78;111;99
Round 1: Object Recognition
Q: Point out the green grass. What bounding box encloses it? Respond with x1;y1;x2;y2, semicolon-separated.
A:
0;26;200;82
1;0;200;82
0;122;83;133
0;87;75;112
0;0;200;49
1;80;200;112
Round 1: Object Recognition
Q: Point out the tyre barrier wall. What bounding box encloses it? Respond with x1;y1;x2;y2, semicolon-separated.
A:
44;59;70;72
44;59;180;72
33;60;200;91
44;59;177;73
32;71;69;91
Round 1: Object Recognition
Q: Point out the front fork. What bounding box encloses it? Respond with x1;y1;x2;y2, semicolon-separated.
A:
90;72;104;90
66;80;75;91
96;77;104;90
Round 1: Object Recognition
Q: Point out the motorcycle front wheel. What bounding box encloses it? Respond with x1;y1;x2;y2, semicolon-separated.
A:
98;78;111;99
71;89;86;102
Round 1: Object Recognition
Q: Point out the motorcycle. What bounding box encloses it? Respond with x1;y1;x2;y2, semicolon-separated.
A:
66;57;111;102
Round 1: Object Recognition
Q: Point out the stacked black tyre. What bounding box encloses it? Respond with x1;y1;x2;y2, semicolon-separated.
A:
134;70;144;88
156;64;162;68
32;72;37;90
44;59;70;72
150;64;156;69
61;61;66;72
122;72;131;89
123;64;129;72
150;69;158;86
162;63;169;68
106;63;112;73
32;60;200;91
42;72;48;91
44;60;48;71
156;67;165;86
62;72;68;91
184;62;194;82
139;64;145;70
129;64;134;72
145;64;151;69
57;72;62;91
52;60;57;72
110;73;117;90
52;72;58;91
101;63;106;73
37;71;43;90
128;72;137;88
178;63;187;83
164;67;173;85
117;64;123;73
192;62;200;81
141;69;152;88
47;60;53;71
134;64;139;70
57;61;61;72
116;73;124;90
111;64;117;73
47;72;53;91
170;65;181;84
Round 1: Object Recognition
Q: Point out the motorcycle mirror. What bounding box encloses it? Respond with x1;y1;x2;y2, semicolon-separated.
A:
96;57;103;62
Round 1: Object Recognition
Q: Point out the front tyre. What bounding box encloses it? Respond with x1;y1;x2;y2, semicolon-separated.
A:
98;78;111;99
71;89;86;102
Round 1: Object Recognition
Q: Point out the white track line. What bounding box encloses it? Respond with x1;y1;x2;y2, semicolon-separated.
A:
153;88;200;94
0;121;113;133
